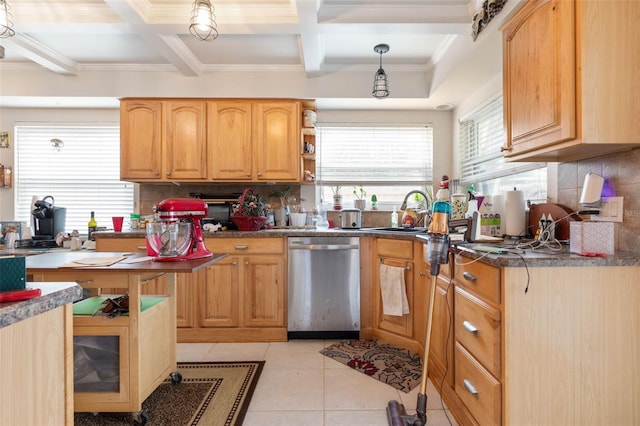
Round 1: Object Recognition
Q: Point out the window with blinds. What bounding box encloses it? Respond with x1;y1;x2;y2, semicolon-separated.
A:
459;96;546;201
316;125;433;208
15;125;134;236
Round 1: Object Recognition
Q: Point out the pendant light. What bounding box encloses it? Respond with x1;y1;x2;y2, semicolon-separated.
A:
189;0;218;41
372;44;390;99
0;0;15;38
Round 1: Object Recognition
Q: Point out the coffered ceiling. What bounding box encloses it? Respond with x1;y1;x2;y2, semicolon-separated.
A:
0;0;520;109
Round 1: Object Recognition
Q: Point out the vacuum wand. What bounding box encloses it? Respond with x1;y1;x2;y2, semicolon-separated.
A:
427;200;451;277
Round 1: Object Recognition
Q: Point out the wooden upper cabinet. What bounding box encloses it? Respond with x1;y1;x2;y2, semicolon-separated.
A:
164;100;208;180
208;101;253;180
253;101;301;182
501;0;640;162
120;100;163;180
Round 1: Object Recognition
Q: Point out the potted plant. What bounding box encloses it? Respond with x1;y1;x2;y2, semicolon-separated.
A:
353;186;366;210
331;186;342;210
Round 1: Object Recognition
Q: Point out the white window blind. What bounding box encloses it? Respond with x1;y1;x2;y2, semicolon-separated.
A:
459;96;543;184
317;125;433;184
15;125;134;235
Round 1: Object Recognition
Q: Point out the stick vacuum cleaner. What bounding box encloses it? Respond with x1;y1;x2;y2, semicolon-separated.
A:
386;200;451;426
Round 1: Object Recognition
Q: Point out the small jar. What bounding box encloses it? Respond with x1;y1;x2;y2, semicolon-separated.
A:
130;214;140;230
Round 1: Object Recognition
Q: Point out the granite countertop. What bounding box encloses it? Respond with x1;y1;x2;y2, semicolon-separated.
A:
0;282;83;329
451;241;640;268
94;230;640;267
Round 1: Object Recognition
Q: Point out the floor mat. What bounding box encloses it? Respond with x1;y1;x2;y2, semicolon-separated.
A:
320;339;422;393
74;361;264;425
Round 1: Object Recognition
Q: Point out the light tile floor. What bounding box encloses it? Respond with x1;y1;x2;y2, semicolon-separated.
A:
177;341;458;426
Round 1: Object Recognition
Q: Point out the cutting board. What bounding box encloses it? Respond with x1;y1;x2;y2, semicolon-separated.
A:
529;203;582;240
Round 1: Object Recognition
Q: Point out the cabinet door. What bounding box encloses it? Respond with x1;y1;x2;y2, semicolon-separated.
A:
502;0;576;156
376;257;414;338
164;100;208;180
208;101;253;180
429;275;454;387
252;102;300;181
120;100;163;180
200;257;240;327
243;255;285;327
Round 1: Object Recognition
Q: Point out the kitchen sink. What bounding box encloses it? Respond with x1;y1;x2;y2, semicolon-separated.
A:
365;227;427;234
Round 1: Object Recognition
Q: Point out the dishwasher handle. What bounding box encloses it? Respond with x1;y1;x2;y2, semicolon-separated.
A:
289;243;359;251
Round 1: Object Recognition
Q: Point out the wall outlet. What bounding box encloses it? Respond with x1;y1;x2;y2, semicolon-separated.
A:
592;196;624;222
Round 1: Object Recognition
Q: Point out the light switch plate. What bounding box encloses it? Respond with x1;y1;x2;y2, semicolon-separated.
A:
592;196;624;222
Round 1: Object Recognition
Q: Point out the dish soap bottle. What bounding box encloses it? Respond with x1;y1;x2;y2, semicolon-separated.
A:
88;211;97;241
391;206;398;228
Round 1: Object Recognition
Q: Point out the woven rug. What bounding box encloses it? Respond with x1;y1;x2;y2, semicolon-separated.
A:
74;361;264;426
320;339;422;393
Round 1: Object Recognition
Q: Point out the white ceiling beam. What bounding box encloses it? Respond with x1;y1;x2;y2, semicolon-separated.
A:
296;0;325;77
103;0;202;76
3;34;77;75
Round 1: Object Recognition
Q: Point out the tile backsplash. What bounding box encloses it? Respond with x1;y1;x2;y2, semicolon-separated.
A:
556;147;640;252
139;183;301;217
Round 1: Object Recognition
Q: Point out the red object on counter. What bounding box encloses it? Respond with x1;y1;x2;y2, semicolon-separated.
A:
580;252;607;257
0;288;42;302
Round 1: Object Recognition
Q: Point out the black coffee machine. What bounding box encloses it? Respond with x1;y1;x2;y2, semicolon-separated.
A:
32;195;66;240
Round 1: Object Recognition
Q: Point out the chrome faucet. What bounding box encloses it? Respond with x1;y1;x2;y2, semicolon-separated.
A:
400;190;431;212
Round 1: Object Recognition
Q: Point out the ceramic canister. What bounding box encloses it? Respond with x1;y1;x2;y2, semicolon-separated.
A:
451;194;468;221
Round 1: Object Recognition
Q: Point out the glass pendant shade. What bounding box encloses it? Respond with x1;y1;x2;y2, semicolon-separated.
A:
372;44;390;99
0;0;15;38
372;68;389;98
189;0;218;41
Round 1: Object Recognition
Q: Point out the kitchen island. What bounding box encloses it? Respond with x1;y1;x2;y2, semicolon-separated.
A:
1;281;83;426
25;251;227;419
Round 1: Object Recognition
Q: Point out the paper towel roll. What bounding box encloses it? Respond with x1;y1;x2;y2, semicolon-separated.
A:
505;190;525;236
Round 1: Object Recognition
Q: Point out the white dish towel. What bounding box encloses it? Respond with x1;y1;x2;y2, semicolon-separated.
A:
379;264;410;316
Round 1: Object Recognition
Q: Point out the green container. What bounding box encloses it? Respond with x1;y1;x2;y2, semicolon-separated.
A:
0;256;26;292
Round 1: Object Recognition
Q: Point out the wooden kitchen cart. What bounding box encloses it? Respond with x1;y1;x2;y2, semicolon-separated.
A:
25;251;226;421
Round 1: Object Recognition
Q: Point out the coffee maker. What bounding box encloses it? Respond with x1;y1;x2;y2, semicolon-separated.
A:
31;195;66;241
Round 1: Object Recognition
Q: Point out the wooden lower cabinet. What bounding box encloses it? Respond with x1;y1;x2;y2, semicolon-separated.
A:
368;237;426;356
97;236;287;343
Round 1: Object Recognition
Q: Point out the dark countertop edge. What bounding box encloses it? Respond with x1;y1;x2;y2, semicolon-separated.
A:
93;231;640;267
93;228;421;241
0;282;83;329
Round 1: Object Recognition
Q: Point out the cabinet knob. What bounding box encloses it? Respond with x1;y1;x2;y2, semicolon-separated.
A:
166;171;171;177
154;171;160;176
245;261;249;265
463;320;479;335
463;379;479;397
419;271;426;277
257;172;262;176
232;261;237;266
462;271;478;283
246;173;251;177
500;145;512;152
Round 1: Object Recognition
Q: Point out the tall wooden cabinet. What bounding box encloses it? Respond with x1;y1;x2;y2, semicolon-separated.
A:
120;100;163;180
164;100;208;180
253;102;300;182
207;101;253;180
501;0;640;162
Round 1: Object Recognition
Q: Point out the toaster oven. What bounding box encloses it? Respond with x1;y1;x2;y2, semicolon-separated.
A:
189;192;240;230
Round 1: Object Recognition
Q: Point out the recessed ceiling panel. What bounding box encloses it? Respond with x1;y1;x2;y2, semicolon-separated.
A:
323;33;449;64
182;34;300;65
25;33;168;64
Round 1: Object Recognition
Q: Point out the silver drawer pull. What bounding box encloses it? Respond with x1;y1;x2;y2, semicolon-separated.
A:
463;320;479;335
462;271;478;283
234;245;248;250
463;379;479;397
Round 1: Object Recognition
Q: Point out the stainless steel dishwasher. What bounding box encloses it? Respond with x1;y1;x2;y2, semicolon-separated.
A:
287;236;360;339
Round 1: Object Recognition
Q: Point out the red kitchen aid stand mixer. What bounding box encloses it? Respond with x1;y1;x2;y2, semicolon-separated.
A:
146;198;213;261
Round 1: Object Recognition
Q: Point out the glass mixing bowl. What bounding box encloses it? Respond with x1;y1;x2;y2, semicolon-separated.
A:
146;222;192;258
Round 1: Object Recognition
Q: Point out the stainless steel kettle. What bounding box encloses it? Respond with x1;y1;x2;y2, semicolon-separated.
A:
339;208;362;229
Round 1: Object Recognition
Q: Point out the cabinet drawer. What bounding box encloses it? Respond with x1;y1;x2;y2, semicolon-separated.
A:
455;286;501;378
377;238;413;259
455;256;501;305
455;342;501;426
206;238;284;255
